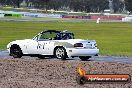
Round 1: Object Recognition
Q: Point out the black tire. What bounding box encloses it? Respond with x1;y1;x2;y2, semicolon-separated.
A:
10;45;23;58
54;47;67;60
76;76;87;85
79;56;91;61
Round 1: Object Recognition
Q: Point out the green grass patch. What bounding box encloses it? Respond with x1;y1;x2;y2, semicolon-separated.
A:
0;21;132;56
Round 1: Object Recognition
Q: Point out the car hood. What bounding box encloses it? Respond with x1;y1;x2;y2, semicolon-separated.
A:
7;39;32;48
12;39;32;43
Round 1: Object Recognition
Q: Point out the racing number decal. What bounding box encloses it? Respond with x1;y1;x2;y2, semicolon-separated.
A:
37;43;45;49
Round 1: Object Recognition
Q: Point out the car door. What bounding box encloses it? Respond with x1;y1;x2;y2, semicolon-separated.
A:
26;40;39;54
26;40;48;55
37;31;51;55
37;31;57;55
37;41;49;55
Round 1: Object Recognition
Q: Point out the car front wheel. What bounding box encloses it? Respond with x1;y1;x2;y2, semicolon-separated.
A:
10;45;23;58
55;47;67;60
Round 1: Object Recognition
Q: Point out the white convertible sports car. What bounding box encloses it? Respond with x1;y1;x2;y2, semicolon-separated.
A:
7;30;99;60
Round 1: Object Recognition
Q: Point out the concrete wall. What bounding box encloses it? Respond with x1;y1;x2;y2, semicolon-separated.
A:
24;13;62;18
0;14;4;17
122;17;132;22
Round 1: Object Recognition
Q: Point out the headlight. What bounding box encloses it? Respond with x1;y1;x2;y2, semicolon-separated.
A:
7;42;12;49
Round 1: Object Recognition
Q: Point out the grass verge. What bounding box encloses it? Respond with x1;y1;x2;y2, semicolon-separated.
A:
0;21;132;56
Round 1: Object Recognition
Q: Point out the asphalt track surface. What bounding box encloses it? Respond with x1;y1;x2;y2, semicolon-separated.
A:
0;50;132;63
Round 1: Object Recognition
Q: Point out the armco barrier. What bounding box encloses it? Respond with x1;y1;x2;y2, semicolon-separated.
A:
90;16;123;20
82;16;90;19
62;15;123;20
24;13;62;18
62;15;90;19
4;14;22;17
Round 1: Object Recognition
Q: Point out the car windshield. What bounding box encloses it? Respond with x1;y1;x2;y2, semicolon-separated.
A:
33;31;74;41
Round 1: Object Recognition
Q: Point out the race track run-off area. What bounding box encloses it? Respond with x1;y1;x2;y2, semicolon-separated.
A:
0;51;132;88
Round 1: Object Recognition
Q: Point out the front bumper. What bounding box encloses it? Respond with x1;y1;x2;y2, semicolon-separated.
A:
66;48;99;58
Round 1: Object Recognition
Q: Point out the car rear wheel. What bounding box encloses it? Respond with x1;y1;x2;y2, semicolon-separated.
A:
79;56;91;61
10;45;23;58
55;47;67;60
